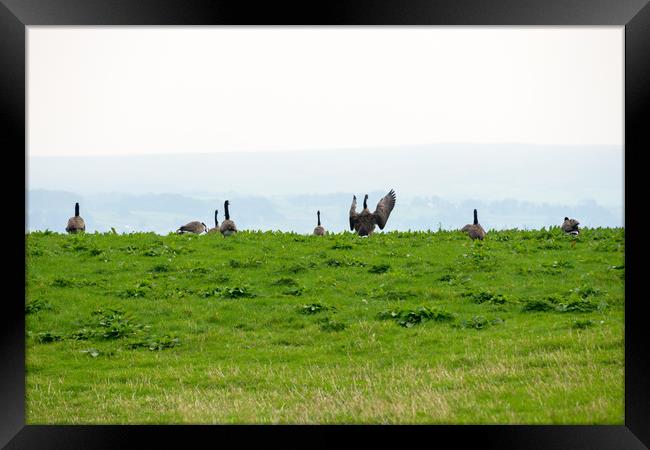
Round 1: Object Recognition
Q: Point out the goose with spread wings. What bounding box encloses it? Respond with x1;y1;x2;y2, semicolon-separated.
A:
349;189;396;236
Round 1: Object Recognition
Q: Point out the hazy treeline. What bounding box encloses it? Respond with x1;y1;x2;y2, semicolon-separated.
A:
27;189;622;235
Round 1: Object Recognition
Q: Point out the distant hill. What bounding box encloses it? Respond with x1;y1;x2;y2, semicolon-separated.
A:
27;144;623;233
27;189;622;235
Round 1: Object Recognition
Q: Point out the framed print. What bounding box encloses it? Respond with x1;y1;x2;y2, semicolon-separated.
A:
3;0;649;448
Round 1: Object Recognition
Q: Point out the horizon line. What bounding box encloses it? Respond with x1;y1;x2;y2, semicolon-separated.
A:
27;142;623;158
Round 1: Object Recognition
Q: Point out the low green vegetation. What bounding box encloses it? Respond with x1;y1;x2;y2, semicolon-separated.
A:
25;227;624;424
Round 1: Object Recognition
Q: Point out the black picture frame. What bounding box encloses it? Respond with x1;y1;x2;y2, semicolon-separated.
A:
4;0;648;448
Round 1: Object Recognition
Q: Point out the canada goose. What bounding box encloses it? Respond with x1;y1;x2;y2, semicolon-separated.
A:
349;189;396;236
562;217;580;235
460;209;486;240
177;221;208;234
65;202;86;234
313;210;325;236
208;210;220;234
219;200;237;236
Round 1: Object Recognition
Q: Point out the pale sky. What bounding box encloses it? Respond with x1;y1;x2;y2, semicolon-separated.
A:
28;27;623;156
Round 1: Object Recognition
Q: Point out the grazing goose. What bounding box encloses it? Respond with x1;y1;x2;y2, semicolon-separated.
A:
349;189;396;236
561;217;580;235
208;210;220;234
177;221;208;234
219;200;237;236
313;210;325;236
460;209;486;240
65;202;86;234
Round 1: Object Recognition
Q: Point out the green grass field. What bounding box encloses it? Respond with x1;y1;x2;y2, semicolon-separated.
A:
25;228;624;424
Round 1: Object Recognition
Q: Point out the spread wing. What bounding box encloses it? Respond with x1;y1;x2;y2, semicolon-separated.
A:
349;195;359;230
373;189;396;230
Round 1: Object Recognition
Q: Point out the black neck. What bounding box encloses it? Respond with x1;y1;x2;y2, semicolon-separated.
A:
224;202;230;220
75;203;80;217
473;209;478;225
215;210;219;226
317;211;321;226
363;196;368;209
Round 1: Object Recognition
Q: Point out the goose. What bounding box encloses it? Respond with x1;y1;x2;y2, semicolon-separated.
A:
561;217;580;235
177;221;208;234
349;189;396;236
208;210;220;234
219;200;237;236
65;202;86;234
460;209;486;240
313;210;325;236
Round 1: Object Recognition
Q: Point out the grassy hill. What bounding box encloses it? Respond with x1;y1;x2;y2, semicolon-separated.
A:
25;228;624;424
